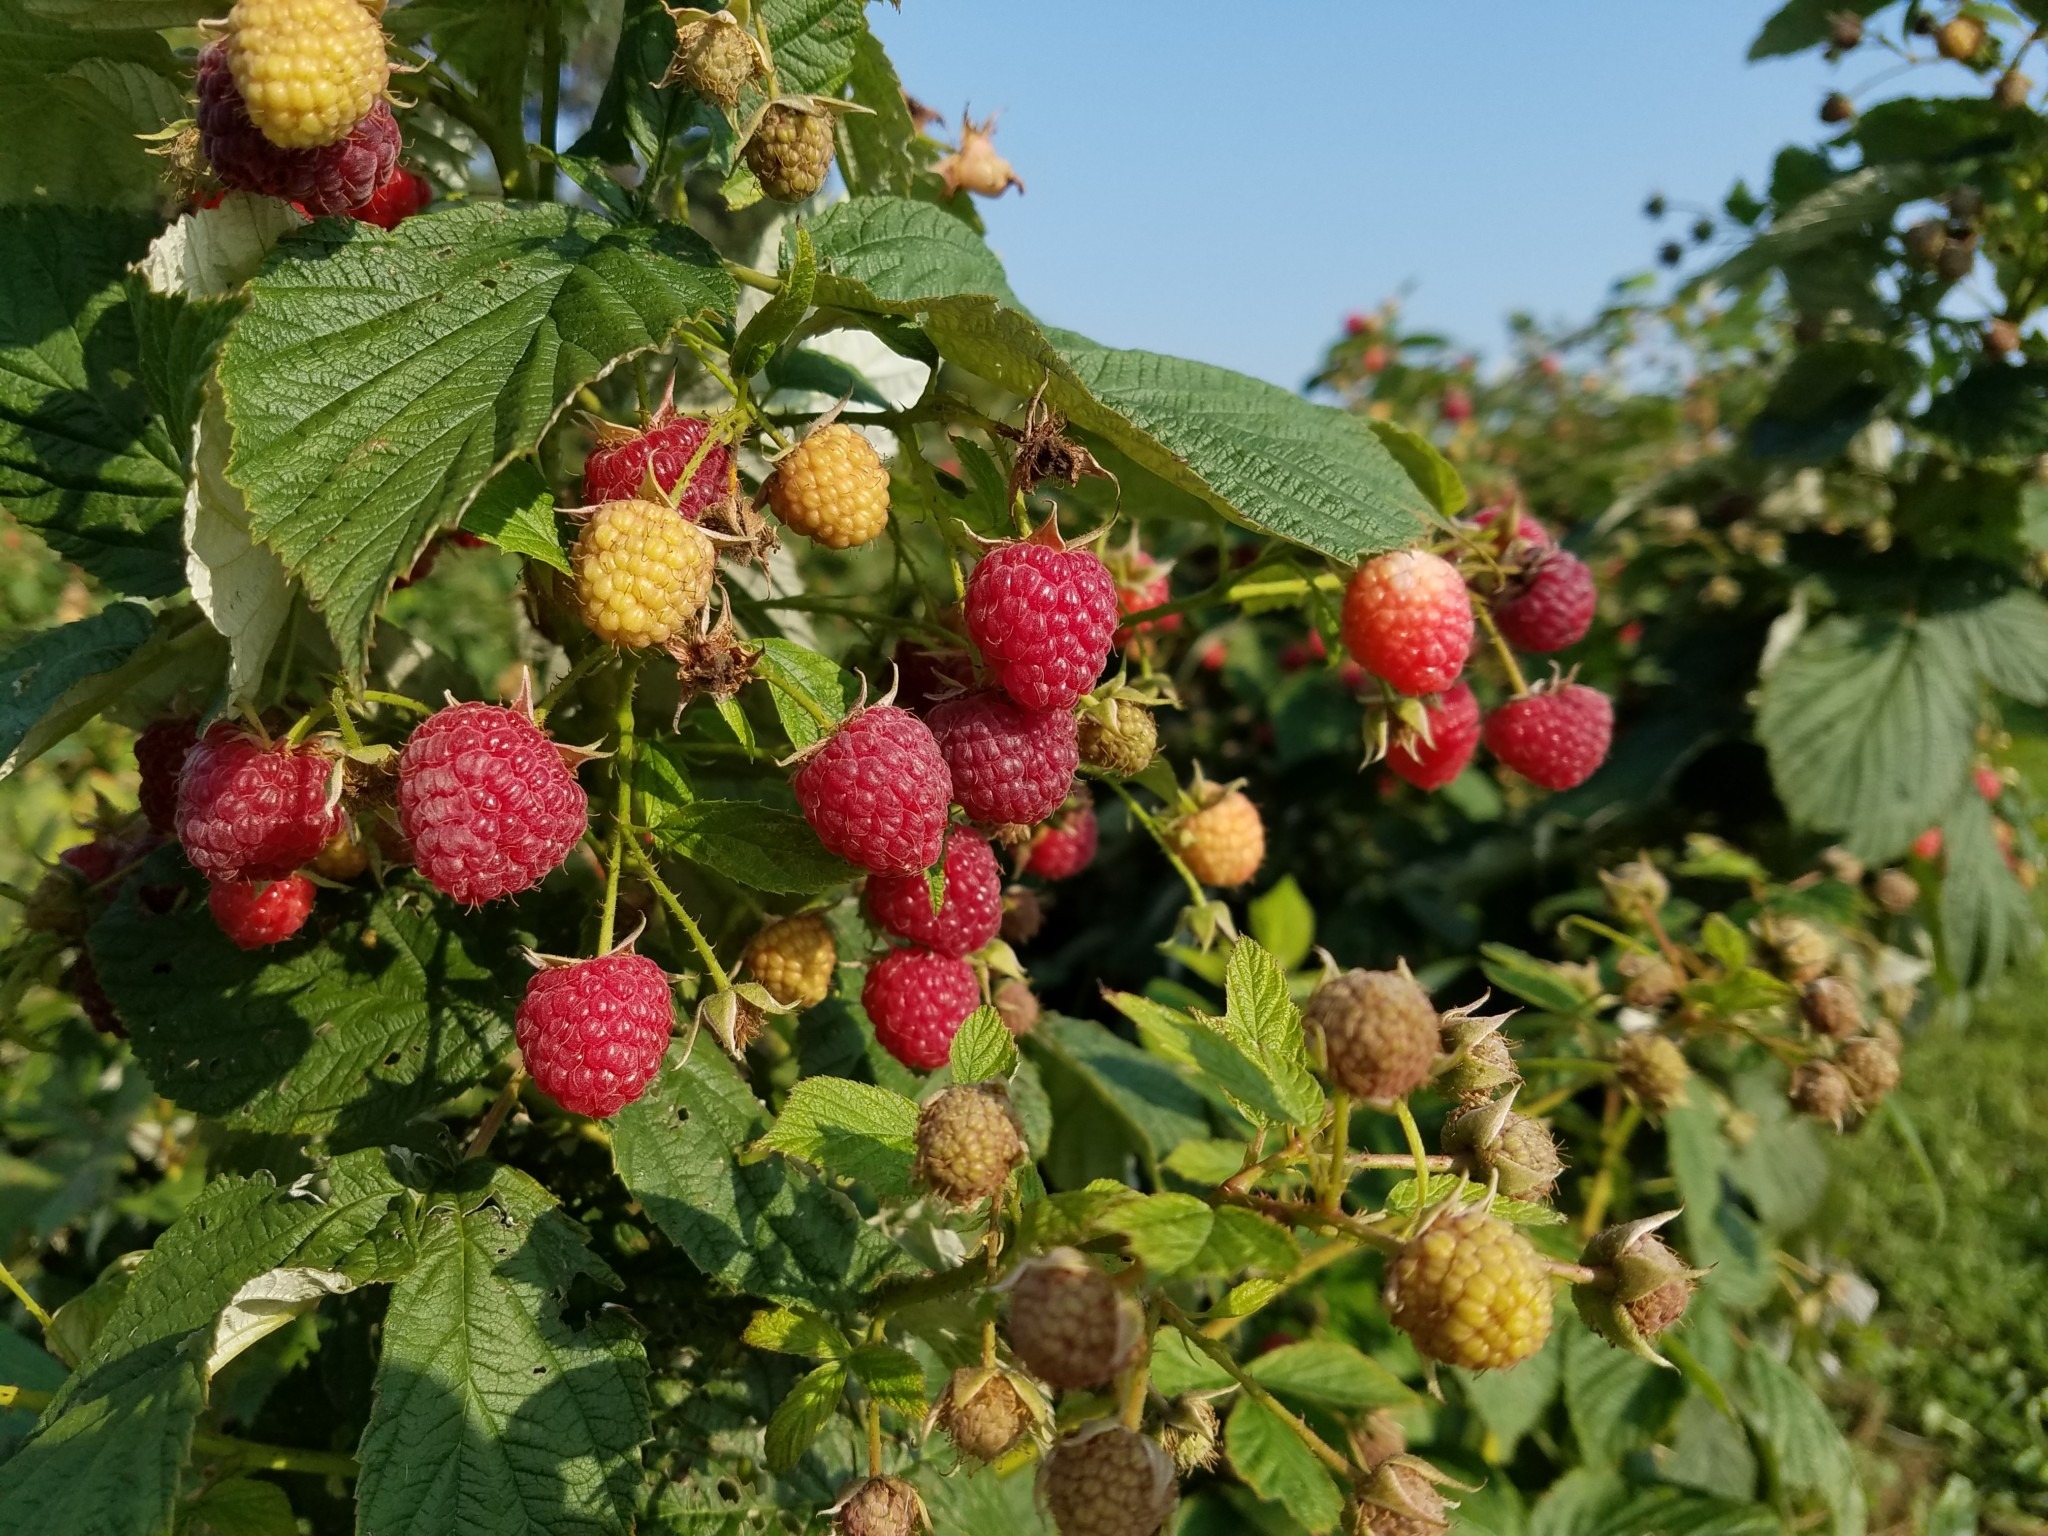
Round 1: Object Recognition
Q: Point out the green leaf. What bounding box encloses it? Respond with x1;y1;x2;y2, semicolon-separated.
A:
1101;1193;1215;1274
91;859;526;1146
1246;1340;1414;1410
1126;999;1307;1130
1246;876;1316;973
1225;1396;1345;1533
1938;790;2039;986
1384;1174;1564;1227
1026;1012;1212;1182
1740;1348;1868;1535
177;1476;298;1536
950;1004;1018;1083
743;1307;853;1359
1456;1324;1563;1462
836;26;925;199
1163;1138;1253;1187
1944;587;2048;705
1367;419;1469;516
763;1361;846;1474
732;225;818;381
611;1044;910;1308
1748;0;1896;58
1707;165;1940;292
847;1343;927;1418
217;205;736;668
762;0;865;95
0;205;185;592
753;635;857;749
566;0;684;168
0;605;155;775
463;460;569;573
1562;1314;1681;1465
652;799;857;894
1219;938;1322;1125
356;1174;651;1536
1189;1205;1301;1278
756;1076;920;1198
1480;943;1596;1015
187;378;293;707
1698;914;1752;973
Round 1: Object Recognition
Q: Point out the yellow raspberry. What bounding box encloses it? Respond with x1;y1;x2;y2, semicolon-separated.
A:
1040;1423;1178;1536
913;1083;1026;1206
1384;1208;1553;1371
572;498;716;650
743;913;836;1008
1168;787;1264;888
744;100;836;202
767;425;891;549
934;1366;1036;1462
226;0;390;150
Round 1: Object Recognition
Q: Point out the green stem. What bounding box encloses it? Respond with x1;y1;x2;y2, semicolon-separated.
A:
537;9;562;201
0;1259;52;1332
761;670;836;732
1473;597;1532;697
535;648;608;721
1158;1299;1353;1480
464;1070;525;1161
328;687;365;753
360;690;431;717
1579;1096;1642;1239
190;1430;359;1478
598;658;642;956
0;1384;51;1411
1318;1092;1352;1215
1102;778;1207;910
1395;1099;1434;1231
724;261;782;295
629;849;732;991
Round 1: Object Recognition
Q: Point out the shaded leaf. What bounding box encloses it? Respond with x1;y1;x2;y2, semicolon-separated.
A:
756;1077;920;1198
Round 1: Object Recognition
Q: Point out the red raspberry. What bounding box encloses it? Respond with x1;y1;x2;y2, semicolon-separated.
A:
1386;681;1480;791
1112;551;1180;650
862;947;980;1070
515;952;674;1118
964;539;1119;710
348;164;431;229
792;706;952;875
581;406;734;517
1027;796;1098;879
136;718;198;834
207;873;316;949
1468;504;1552;553
175;724;341;884
58;836;123;890
928;690;1077;828
1441;386;1474;424
865;834;1002;957
398;702;589;904
1483;684;1614;790
196;42;401;218
1491;549;1596;653
1341;550;1474;696
68;955;125;1038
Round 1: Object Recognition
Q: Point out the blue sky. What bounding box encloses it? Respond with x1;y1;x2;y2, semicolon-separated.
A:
866;4;1852;388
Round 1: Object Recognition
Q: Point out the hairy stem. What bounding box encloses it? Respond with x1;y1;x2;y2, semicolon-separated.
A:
1159;1299;1352;1479
0;1259;51;1332
629;850;732;991
1102;777;1207;910
463;1071;526;1161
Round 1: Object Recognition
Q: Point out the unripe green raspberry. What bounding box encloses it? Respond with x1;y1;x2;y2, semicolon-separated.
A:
933;1365;1039;1462
745;99;836;201
768;424;891;548
1434;1007;1520;1101
1039;1422;1178;1536
1004;1249;1142;1390
1600;858;1668;921
1790;1058;1854;1129
1616;950;1683;1009
1077;701;1158;778
572;497;717;649
1303;965;1439;1106
834;1475;928;1536
664;12;761;108
1443;1098;1564;1200
1801;976;1863;1039
1572;1211;1701;1365
1384;1207;1553;1371
913;1083;1026;1206
1838;1036;1901;1106
1614;1032;1690;1112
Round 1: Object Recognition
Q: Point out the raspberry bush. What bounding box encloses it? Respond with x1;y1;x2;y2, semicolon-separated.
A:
0;4;2043;1535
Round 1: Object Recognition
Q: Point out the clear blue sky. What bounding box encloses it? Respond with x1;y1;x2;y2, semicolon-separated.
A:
866;3;1853;388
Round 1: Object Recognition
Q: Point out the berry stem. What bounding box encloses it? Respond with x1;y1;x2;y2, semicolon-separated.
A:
1117;1322;1152;1430
1350;1151;1456;1172
597;657;642;957
1578;1096;1643;1240
0;1257;52;1333
1101;778;1208;911
864;1397;883;1479
0;1384;51;1412
359;689;432;717
1394;1099;1434;1233
1157;1299;1354;1480
534;648;607;722
1317;1092;1352;1215
1473;597;1532;697
463;1070;526;1162
629;849;732;991
327;687;366;754
189;1430;360;1479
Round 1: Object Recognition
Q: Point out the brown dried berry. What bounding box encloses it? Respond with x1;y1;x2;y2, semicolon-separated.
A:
834;1475;927;1536
1838;1036;1902;1106
934;1366;1038;1462
993;978;1040;1037
1004;1249;1142;1390
1801;976;1864;1039
1303;965;1439;1105
1790;1059;1855;1129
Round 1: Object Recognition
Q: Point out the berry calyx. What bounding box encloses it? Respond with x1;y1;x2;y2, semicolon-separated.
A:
862;947;980;1070
1168;784;1265;888
136;717;199;834
1341;551;1474;697
225;0;390;150
1385;681;1480;791
1482;683;1613;790
1384;1206;1553;1370
1435;1006;1521;1101
934;1366;1038;1462
744;100;836;202
1490;548;1596;654
582;404;736;517
1004;1249;1142;1390
515;951;674;1119
175;723;342;884
767;424;892;549
398;700;589;905
866;834;1003;957
1039;1422;1178;1536
913;1082;1027;1205
1442;1096;1565;1200
743;913;837;1008
792;706;953;876
964;532;1120;711
1573;1212;1702;1364
1026;794;1098;881
571;497;718;649
207;873;316;949
927;690;1078;830
1302;965;1440;1106
197;41;401;217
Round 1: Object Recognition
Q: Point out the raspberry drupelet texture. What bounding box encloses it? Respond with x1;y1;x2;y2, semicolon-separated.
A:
225;0;390;149
348;164;431;228
913;1082;1027;1204
865;834;1003;957
571;497;717;649
834;1475;926;1536
935;1368;1035;1462
862;947;981;1070
516;952;674;1118
1040;1423;1178;1536
964;541;1120;711
792;706;953;876
927;691;1078;829
745;101;836;201
743;913;837;1007
1026;797;1098;880
398;702;589;905
1341;550;1474;697
582;410;734;516
1077;701;1157;778
1385;1207;1553;1370
208;873;316;949
767;425;892;548
1491;548;1597;654
1385;681;1480;791
175;723;341;884
136;718;199;834
197;42;400;216
1005;1249;1141;1389
1169;788;1265;888
1303;967;1440;1106
1483;683;1614;790
1112;551;1179;650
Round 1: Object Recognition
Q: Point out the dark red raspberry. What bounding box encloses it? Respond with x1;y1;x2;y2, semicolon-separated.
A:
175;724;341;884
516;952;674;1118
964;539;1119;710
581;406;734;517
891;641;975;715
136;718;198;834
68;955;125;1038
1386;681;1481;791
792;706;953;875
1484;684;1614;790
207;873;316;950
398;702;589;904
1492;549;1596;654
865;834;1002;957
1026;797;1098;879
1341;550;1474;697
58;836;123;889
196;42;401;218
928;690;1077;828
863;947;981;1071
349;165;432;229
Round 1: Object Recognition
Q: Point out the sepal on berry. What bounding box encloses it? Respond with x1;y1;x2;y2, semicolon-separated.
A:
926;1364;1048;1462
1442;1088;1564;1200
697;980;799;1059
1572;1211;1705;1366
1433;1000;1522;1100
